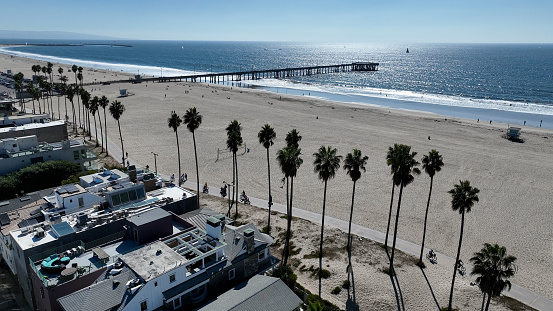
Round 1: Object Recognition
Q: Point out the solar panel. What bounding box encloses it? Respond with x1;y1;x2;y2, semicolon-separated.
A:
56;188;67;194
0;213;10;226
63;184;80;194
52;221;75;237
18;218;38;228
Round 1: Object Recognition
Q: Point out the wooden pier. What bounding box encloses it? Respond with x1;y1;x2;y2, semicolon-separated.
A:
86;62;378;86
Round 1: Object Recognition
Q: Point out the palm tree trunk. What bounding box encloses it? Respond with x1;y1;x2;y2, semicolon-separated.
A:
71;101;77;136
485;291;492;311
93;115;99;147
389;183;404;271
234;152;239;219
64;93;68;121
448;211;465;311
176;132;181;185
419;176;434;264
281;177;290;266
192;131;200;209
266;147;272;232
318;180;328;297
103;108;108;155
117;120;125;165
88;110;92;140
32;99;36;114
76;95;81;130
227;153;235;217
347;180;357;268
385;182;395;250
285;176;295;266
98;113;104;152
57;94;61;120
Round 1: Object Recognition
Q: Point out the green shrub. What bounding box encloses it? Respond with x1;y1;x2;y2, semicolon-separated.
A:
331;286;341;295
341;280;350;289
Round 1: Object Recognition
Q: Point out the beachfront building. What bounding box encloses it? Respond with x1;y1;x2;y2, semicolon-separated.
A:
0;135;94;175
0;113;51;126
0;120;68;143
27;209;276;311
0;99;16;116
0;170;198;309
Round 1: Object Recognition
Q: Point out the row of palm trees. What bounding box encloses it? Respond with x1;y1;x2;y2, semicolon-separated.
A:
14;65;121;158
164;114;517;309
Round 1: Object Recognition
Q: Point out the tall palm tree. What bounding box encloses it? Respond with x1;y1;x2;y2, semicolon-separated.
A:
168;111;183;185
109;100;126;165
343;149;368;269
418;150;444;266
447;180;480;311
99;96;110;154
58;67;63;80
276;145;302;267
80;89;91;139
59;75;69;120
46;63;54;118
66;86;77;135
183;107;202;208
13;72;24;112
384;146;397;251
89;96;100;147
285;128;302;149
387;144;420;272
26;82;37;114
226;120;243;218
313;146;342;297
71;64;78;85
258;124;276;232
470;243;517;311
38;78;48;114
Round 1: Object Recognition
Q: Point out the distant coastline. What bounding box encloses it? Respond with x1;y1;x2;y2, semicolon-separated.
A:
0;43;132;47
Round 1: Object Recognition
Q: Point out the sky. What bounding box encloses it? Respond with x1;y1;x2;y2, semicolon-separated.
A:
2;0;553;43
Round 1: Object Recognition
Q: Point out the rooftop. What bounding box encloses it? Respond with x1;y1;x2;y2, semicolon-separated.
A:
126;208;170;227
0;120;65;133
119;241;185;282
197;275;302;311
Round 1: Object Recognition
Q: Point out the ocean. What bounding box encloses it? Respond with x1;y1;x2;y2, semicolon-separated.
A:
1;40;553;128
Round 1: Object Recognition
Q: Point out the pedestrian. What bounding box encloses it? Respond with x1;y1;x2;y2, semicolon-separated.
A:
184;173;187;181
490;120;492;124
540;120;542;127
524;121;526;126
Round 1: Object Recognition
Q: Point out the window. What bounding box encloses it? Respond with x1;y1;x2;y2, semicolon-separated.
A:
258;250;266;261
173;297;181;309
30;156;43;164
12;144;17;148
140;300;148;311
112;194;121;206
169;273;176;283
228;268;235;280
78;197;84;207
120;191;130;204
129;189;138;201
73;150;79;160
81;149;86;159
136;187;145;200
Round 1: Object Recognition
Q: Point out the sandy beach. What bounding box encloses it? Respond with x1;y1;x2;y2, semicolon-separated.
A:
2;52;553;309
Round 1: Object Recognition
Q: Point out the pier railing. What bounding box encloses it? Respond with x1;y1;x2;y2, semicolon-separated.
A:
83;62;379;86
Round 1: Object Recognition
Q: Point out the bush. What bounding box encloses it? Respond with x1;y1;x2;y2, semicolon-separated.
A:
331;286;341;295
0;160;81;200
341;280;350;289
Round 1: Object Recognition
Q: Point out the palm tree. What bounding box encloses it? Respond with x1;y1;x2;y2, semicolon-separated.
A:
343;149;368;269
26;82;37;114
99;96;110;155
89;96;100;147
276;145;303;267
285;128;302;149
66;86;77;135
387;144;420;273
80;89;91;139
77;71;84;129
46;63;54;118
168;111;183;185
470;243;517;311
71;64;78;85
226;120;243;218
313;146;342;297
384;146;396;251
418;150;444;266
59;75;69;120
447;180;480;311
109;100;126;165
183;107;202;208
13;72;24;112
258;124;276;232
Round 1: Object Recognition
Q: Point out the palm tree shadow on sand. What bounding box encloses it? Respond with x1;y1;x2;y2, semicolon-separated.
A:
419;266;442;310
346;257;359;311
386;252;406;311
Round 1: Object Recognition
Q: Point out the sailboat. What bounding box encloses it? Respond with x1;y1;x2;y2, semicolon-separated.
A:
406;48;410;53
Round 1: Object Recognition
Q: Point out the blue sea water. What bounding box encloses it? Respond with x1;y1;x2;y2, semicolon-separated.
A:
1;40;553;127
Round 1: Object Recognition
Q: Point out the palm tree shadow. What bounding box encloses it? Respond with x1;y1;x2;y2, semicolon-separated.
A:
390;270;406;311
419;266;441;310
346;260;358;310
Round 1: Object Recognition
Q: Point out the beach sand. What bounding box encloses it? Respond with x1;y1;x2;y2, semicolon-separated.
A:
2;52;552;309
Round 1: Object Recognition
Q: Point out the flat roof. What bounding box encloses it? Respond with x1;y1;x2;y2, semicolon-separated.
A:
0;120;65;133
127;208;170;227
120;241;185;282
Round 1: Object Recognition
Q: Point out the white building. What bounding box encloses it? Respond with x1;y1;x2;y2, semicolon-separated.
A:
0;135;95;175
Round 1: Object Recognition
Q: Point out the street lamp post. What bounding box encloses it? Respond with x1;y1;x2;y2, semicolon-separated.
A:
151;152;158;175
